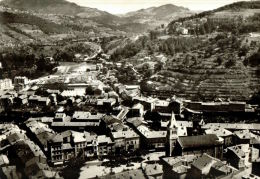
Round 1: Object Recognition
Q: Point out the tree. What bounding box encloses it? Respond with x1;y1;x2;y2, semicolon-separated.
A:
225;58;236;68
216;56;223;66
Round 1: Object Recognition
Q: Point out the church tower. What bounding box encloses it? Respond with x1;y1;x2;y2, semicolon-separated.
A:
166;111;178;157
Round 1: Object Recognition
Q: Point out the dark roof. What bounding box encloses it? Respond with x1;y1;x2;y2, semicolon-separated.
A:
178;134;222;149
192;154;215;171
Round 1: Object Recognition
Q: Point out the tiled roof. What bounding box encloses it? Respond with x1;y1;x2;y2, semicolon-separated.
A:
178;134;222;149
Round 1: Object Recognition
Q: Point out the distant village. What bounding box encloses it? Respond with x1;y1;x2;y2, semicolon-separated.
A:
0;54;259;179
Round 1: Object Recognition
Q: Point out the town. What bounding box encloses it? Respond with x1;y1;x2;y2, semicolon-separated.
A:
0;50;259;178
0;0;260;179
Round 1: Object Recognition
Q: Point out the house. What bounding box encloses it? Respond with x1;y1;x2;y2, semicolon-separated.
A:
25;120;55;151
137;125;167;150
110;130;140;153
174;134;223;159
233;130;258;145
161;155;197;179
128;103;144;118
28;95;50;106
14;76;29;85
100;169;146;179
168;97;182;114
176;27;189;35
97;98;116;112
205;127;233;147
61;90;85;97
189;154;218;179
133;96;156;111
154;100;170;113
10;138;59;179
95;135;114;156
72;111;104;124
226;144;252;169
209;160;238;178
0;79;13;90
189;153;236;179
0;94;14;112
48;130;97;164
46;89;60;95
142;163;163;179
54;113;67;122
14;76;29;91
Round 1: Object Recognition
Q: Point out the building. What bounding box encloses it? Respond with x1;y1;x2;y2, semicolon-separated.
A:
162;155;197;179
14;76;28;85
186;101;246;113
174;134;223;159
95;135;115;156
0;79;13;91
166;112;178;157
128;103;144;118
133;96;156;111
48;130;97;164
14;76;29;91
202;123;260;131
142;163;163;179
226;144;252;169
205;127;233;147
97;98;116;112
137;125;167;150
72;111;104;126
28;95;50;106
110;130;140;153
154;100;170;113
189;153;236;179
100;169;146;179
233;130;259;145
25;120;55;152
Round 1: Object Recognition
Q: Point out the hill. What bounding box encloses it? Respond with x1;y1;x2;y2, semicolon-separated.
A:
110;1;260;101
122;4;194;27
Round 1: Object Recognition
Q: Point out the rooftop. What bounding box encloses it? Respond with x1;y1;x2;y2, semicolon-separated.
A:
192;154;217;171
178;134;222;149
72;111;103;120
112;130;139;139
143;164;163;176
202;123;260;130
162;155;197;167
205;127;233;137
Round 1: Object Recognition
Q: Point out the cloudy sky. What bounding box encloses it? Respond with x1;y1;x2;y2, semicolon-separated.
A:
66;0;249;14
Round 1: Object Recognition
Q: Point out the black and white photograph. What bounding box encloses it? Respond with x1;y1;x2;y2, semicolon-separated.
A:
0;0;259;178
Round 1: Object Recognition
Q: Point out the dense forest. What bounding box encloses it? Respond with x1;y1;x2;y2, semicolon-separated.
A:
0;48;57;79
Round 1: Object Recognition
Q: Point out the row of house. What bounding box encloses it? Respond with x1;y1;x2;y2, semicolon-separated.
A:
47;129;140;165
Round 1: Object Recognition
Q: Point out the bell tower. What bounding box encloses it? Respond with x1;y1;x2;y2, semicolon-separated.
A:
166;111;178;157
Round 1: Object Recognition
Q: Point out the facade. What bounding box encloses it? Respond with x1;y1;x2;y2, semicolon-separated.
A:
110;130;140;153
226;144;249;169
0;79;13;90
48;130;97;164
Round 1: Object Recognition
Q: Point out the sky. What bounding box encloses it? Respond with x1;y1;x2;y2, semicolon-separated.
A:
66;0;251;14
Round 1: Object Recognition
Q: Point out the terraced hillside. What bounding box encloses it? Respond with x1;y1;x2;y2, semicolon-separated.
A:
109;1;260;101
156;62;259;101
